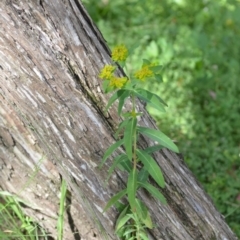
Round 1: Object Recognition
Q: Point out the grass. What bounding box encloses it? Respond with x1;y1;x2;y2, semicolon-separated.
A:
0;177;67;240
57;179;67;240
0;191;49;239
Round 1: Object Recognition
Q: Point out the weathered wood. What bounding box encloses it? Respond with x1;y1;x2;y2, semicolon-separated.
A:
0;0;237;239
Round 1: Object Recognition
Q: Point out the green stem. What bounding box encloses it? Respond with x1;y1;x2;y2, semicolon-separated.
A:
131;94;137;170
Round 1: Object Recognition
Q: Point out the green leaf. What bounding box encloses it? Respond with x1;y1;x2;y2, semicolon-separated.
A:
105;89;126;112
103;189;127;212
150;65;163;73
121;112;133;119
136;149;165;188
118;90;131;115
142;59;151;65
139;182;167;204
134;88;167;113
135;199;153;229
144;144;163;154
154;73;163;83
135;198;147;219
114;119;129;139
137;167;149;184
124;117;137;161
124;80;135;91
127;169;137;211
137;88;167;106
99;139;124;168
116;204;129;222
115;205;131;232
123;228;136;237
106;154;128;182
128;237;135;240
128;42;141;57
102;80;109;93
139;231;150;240
118;158;132;172
115;214;132;233
137;127;179;153
114;201;125;213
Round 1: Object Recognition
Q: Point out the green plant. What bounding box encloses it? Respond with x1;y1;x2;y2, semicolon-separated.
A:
83;1;240;237
57;179;67;240
99;45;179;239
0;179;69;240
0;191;48;240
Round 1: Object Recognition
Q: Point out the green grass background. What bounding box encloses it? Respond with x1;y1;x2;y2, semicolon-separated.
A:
83;0;240;237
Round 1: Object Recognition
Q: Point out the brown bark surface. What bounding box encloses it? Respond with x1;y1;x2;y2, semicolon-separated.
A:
0;0;237;239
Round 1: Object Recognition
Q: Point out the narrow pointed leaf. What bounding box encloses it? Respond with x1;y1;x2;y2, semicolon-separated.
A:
103;189;127;212
128;42;141;57
114;119;129;139
124;117;137;161
135;199;153;229
139;182;167;204
118;158;132;172
115;204;129;228
137;167;149;184
144;211;153;229
144;144;163;154
137;127;179;153
115;214;132;233
150;65;163;73
127;169;137;211
139;232;150;240
135;198;147;219
99;139;124;168
154;73;163;83
114;201;125;212
106;154;128;182
105;89;125;112
128;237;135;240
142;59;151;65
102;80;109;93
118;90;131;115
123;228;136;237
136;149;165;188
135;88;167;106
134;89;167;113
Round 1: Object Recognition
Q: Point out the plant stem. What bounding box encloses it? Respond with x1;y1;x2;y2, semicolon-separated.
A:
131;94;137;170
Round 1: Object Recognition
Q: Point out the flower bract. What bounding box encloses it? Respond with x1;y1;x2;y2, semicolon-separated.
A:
134;65;154;81
99;65;115;80
111;45;128;62
109;76;128;88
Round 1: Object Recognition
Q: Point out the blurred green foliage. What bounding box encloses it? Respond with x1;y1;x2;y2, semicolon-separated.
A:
82;0;240;237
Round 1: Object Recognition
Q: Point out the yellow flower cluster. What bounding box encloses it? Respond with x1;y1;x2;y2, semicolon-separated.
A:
109;76;128;88
111;45;128;62
134;65;154;81
99;65;115;80
130;110;137;118
99;64;128;89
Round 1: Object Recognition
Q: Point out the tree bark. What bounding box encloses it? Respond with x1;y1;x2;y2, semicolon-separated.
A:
0;0;237;239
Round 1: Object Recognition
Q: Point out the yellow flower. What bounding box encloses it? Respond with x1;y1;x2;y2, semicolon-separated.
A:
99;65;115;80
111;45;128;62
109;76;128;88
134;65;154;81
130;110;137;118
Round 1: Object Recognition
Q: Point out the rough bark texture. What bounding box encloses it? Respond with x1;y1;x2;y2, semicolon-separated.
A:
0;1;237;240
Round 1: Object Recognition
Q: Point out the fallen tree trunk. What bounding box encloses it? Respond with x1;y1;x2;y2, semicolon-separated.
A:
0;0;237;239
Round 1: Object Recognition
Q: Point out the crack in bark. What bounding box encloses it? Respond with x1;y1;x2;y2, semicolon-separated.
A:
66;58;116;133
39;0;44;9
71;0;110;56
65;190;81;240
